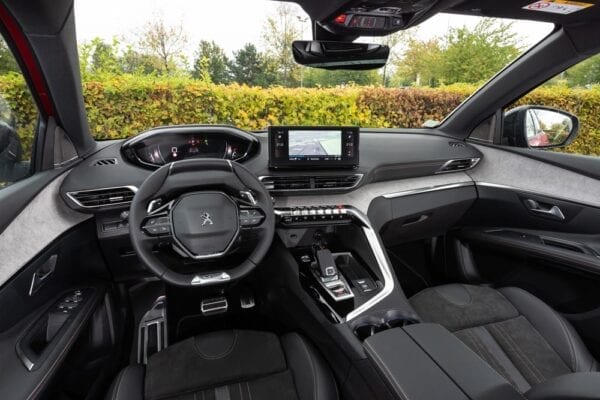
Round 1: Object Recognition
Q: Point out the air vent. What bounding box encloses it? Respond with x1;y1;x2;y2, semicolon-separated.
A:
260;175;363;192
437;158;480;173
67;186;137;209
260;176;311;191
314;175;361;189
92;158;118;166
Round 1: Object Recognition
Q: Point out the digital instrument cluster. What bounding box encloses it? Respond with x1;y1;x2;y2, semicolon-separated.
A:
121;126;257;168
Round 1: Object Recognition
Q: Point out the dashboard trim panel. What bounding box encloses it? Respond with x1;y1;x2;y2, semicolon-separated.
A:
273;172;473;213
382;182;475;199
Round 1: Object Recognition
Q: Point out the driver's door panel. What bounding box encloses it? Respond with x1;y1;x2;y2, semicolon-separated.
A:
0;220;119;400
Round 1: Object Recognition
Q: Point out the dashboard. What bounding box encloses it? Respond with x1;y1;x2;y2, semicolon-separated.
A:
121;125;258;168
59;123;483;280
60;124;483;215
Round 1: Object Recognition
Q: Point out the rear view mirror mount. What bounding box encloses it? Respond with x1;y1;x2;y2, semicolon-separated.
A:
292;40;389;70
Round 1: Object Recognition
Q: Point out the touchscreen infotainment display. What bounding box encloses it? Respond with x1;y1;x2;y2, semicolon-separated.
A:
269;126;359;168
288;130;342;160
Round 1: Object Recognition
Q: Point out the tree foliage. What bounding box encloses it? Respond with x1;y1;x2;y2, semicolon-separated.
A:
192;41;230;84
564;54;600;87
229;43;277;87
0;39;19;75
394;19;521;86
262;4;304;87
137;16;188;75
303;69;380;88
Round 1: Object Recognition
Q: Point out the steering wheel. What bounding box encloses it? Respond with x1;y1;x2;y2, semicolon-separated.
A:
129;159;274;287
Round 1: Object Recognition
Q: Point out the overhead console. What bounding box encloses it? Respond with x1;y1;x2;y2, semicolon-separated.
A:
319;0;439;36
268;126;359;169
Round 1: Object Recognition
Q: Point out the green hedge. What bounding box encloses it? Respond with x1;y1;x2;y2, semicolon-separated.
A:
1;74;599;157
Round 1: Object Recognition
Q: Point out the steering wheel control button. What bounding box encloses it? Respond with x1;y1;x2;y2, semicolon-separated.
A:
143;217;171;236
172;192;239;258
239;208;265;227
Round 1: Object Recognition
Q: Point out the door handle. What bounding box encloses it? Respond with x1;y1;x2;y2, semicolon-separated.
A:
524;199;565;221
29;254;57;296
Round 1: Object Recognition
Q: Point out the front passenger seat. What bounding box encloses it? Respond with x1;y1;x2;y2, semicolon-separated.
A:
106;330;338;400
410;284;598;394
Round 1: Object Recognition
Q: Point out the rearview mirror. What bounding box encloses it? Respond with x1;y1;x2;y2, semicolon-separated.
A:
292;40;389;70
502;106;579;149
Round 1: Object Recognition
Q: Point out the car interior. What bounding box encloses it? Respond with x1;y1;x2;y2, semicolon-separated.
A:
2;0;600;399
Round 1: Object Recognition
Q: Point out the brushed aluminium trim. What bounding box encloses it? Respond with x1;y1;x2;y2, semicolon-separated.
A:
382;181;474;199
258;174;364;192
66;185;138;209
274;206;394;322
344;208;395;322
436;157;481;174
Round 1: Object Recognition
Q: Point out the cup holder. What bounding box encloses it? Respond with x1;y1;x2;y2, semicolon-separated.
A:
352;310;419;341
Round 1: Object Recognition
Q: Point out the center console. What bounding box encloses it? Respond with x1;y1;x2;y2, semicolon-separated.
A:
268;127;417;327
275;205;415;324
267;126;513;399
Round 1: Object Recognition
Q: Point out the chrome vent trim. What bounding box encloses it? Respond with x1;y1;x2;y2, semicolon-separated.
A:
436;158;480;174
92;158;118;166
259;174;363;192
67;186;137;209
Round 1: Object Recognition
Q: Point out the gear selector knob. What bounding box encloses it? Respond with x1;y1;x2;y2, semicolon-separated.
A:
316;249;338;280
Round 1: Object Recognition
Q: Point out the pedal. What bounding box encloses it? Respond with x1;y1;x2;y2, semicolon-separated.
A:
137;296;168;364
240;293;255;309
201;297;228;316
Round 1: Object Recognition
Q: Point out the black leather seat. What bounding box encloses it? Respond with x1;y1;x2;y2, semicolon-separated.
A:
410;284;599;394
106;330;338;400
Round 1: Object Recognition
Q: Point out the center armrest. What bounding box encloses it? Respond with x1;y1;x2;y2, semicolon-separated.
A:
364;323;523;400
525;372;600;400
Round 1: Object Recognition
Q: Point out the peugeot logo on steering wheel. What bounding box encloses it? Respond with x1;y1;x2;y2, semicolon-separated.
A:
199;212;214;226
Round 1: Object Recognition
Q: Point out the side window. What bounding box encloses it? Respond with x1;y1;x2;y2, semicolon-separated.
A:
498;53;600;156
0;35;39;189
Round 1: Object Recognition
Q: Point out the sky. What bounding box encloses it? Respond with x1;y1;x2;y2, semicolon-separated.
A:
74;0;554;59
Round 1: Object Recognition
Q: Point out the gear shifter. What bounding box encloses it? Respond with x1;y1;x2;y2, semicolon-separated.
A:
312;247;354;302
316;249;338;281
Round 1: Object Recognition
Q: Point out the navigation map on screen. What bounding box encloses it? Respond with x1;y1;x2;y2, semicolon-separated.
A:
288;130;342;158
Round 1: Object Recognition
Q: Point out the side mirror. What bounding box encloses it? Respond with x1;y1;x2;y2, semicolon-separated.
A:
0;120;24;184
292;40;389;70
503;106;579;149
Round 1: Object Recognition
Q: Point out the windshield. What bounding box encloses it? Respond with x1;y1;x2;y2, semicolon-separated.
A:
72;1;553;139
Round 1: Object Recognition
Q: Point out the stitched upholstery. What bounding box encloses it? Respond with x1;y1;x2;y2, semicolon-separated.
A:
410;284;598;393
107;330;337;400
